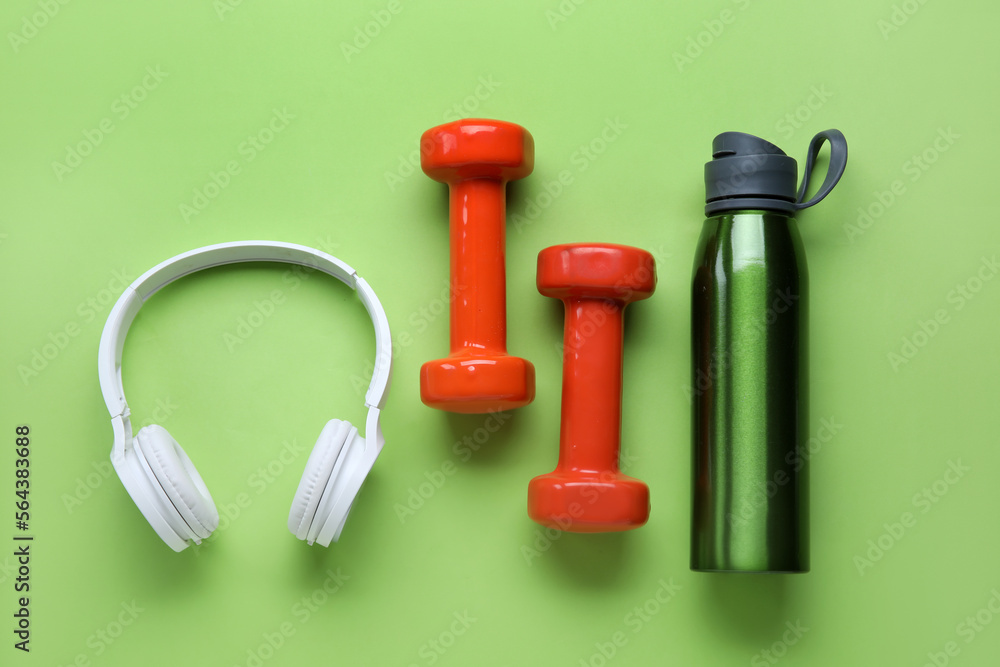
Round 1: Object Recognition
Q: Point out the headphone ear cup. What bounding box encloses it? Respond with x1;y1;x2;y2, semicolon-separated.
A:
311;429;372;547
288;420;353;542
135;425;219;539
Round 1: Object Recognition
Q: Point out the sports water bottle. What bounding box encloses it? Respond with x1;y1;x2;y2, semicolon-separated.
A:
690;129;848;573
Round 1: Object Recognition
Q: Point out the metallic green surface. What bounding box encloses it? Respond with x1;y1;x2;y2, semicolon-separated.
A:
691;211;809;573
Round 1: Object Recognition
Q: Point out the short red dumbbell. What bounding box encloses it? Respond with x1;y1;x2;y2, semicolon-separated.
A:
419;119;535;414
528;243;656;532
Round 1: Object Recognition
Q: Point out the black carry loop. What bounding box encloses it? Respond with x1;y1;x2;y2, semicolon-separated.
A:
794;129;849;211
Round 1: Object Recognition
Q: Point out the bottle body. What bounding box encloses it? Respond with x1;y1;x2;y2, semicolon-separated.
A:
690;211;809;573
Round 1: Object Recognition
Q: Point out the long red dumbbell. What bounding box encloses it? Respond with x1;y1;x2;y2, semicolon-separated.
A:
528;243;656;532
419;119;535;414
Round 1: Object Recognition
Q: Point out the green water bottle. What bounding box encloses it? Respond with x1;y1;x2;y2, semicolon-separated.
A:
690;129;848;573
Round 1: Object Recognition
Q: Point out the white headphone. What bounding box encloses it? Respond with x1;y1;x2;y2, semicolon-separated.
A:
98;241;392;552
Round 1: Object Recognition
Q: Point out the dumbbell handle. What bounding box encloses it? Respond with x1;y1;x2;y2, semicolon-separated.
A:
449;179;507;355
558;299;624;473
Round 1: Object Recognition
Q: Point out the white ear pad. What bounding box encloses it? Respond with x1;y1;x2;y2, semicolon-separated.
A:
310;429;374;547
134;425;219;540
288;420;354;541
112;438;190;552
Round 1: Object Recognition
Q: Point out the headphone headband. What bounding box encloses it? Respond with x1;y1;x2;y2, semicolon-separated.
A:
97;241;392;422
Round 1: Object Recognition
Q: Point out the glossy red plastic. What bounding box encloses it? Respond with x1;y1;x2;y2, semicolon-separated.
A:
419;119;536;414
529;243;656;532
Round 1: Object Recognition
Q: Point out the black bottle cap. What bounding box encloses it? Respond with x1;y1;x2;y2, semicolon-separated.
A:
704;130;848;216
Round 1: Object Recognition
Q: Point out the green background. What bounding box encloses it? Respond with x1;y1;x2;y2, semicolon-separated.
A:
2;0;999;665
